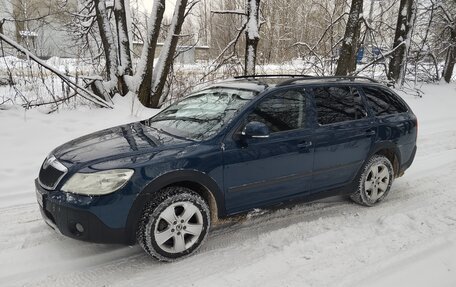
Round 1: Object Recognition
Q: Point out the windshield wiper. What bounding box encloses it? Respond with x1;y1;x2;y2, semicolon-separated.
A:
149;116;218;123
148;125;196;142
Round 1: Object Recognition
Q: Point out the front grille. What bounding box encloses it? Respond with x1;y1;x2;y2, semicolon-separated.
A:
38;155;68;190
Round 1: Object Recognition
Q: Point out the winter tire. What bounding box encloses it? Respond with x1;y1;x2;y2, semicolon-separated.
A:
137;186;210;262
351;155;394;207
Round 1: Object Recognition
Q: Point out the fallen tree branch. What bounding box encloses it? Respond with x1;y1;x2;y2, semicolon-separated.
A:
0;32;113;108
352;41;406;76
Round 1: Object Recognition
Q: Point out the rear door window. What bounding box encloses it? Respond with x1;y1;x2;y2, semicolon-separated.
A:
362;87;408;116
312;86;367;125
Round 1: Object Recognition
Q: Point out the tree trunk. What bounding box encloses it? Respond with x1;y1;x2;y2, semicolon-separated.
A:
244;0;260;76
136;0;166;106
335;0;363;76
387;0;415;86
150;0;188;108
442;26;456;83
114;0;133;95
93;0;118;83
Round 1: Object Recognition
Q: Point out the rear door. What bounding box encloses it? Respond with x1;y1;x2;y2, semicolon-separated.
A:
310;85;374;193
361;86;417;165
222;88;314;213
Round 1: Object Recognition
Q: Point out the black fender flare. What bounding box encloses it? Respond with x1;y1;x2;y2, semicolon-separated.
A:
365;141;402;176
124;170;224;244
369;141;401;162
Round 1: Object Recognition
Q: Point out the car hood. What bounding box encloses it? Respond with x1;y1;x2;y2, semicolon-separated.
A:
53;121;191;165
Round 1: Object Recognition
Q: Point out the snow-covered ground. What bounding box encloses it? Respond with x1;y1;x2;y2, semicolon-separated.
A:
1;83;456;287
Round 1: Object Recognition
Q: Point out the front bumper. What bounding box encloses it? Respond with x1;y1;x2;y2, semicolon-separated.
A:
35;179;132;244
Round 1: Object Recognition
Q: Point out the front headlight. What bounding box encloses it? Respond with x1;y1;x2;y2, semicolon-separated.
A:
62;169;134;195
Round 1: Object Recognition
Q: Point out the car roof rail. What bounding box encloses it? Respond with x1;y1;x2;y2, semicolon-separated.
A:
233;74;313;79
276;76;379;86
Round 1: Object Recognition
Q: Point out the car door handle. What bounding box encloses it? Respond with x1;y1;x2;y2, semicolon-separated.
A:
297;141;312;149
365;129;376;136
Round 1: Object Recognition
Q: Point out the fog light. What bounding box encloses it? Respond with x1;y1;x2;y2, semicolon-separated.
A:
75;223;84;233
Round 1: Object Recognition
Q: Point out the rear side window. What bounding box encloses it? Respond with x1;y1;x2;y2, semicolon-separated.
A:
362;87;408;116
247;89;306;133
313;86;367;125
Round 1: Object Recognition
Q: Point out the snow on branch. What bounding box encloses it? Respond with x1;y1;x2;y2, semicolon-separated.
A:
0;33;113;108
132;0;166;92
152;0;184;90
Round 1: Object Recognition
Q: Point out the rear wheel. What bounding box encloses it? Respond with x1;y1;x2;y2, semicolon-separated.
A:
351;155;394;206
137;186;210;261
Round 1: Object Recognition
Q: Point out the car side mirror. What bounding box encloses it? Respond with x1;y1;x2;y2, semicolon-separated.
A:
241;121;270;139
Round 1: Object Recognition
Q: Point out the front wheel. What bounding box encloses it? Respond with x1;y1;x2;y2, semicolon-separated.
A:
137;186;210;261
351;155;394;207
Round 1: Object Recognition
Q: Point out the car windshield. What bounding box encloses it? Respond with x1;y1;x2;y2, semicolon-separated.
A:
147;88;256;141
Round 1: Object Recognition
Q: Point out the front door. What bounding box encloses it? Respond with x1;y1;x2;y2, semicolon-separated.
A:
222;88;314;214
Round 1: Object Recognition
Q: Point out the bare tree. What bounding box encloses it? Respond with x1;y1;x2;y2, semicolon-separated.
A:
438;0;456;83
114;0;134;94
245;0;260;75
51;0;194;107
150;0;189;107
291;0;348;76
208;0;261;76
135;0;166;106
442;21;456;83
335;0;363;76
388;0;416;86
1;0;197;108
93;0;119;84
0;0;73;56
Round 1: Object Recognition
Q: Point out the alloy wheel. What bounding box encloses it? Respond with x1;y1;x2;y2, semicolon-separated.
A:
154;201;204;254
364;163;390;201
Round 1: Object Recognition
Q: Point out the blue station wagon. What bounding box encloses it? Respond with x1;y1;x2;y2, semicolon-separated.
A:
36;76;417;261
